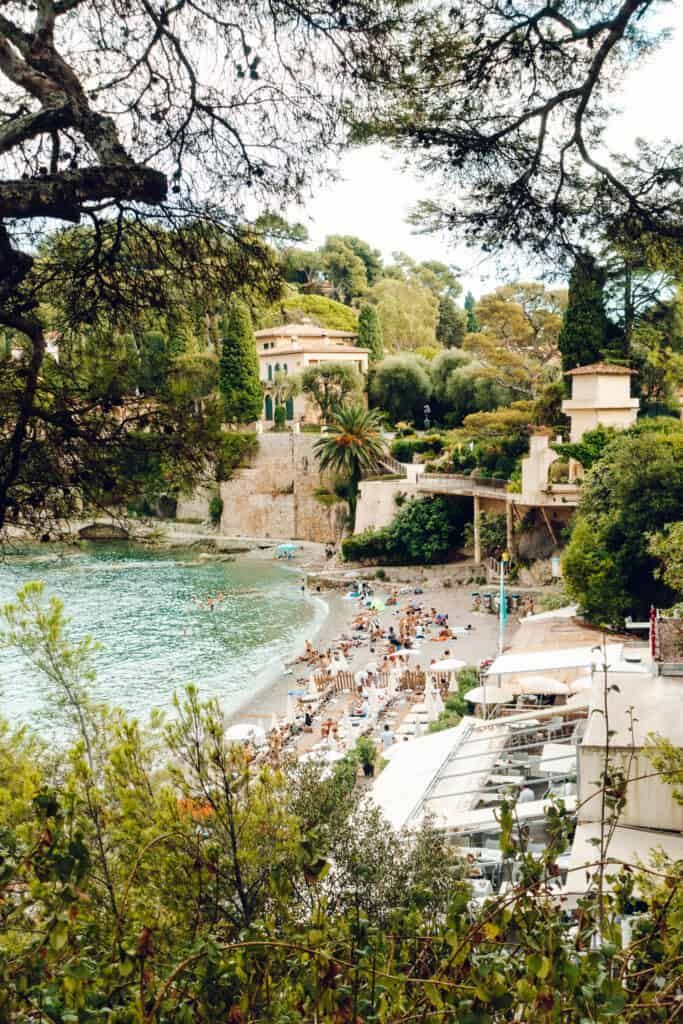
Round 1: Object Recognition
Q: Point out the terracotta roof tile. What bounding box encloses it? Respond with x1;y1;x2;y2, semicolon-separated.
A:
565;362;635;376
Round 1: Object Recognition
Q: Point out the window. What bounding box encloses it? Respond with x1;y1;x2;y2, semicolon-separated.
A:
283;363;288;374
267;364;272;381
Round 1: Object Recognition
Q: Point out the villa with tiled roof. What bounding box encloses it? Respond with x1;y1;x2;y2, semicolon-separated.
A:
254;318;369;423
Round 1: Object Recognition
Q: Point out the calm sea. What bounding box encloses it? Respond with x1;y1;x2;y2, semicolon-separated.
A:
0;543;324;729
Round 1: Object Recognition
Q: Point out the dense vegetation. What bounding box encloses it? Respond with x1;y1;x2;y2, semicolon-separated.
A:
1;585;682;1023
341;496;469;564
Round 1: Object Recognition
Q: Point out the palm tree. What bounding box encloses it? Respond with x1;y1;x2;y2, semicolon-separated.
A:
313;403;388;528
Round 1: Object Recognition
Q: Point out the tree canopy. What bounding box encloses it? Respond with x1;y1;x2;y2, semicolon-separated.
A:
219;299;263;424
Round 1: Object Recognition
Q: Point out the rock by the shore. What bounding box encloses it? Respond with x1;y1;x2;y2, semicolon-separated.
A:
78;522;129;541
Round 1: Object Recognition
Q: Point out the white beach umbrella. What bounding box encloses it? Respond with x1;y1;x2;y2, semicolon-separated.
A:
463;686;512;705
517;676;569;696
430;658;467;672
285;693;297;726
225;723;266;746
568;674;593;693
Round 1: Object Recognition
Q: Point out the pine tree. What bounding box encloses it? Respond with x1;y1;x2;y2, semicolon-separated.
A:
436;295;467;348
219;298;263;423
358;304;384;362
558;254;608;371
464;291;478;332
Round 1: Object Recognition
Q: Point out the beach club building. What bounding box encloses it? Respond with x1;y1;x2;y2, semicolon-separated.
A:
255;319;370;425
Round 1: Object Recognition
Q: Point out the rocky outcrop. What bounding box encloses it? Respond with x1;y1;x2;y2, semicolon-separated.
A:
78;522;129;541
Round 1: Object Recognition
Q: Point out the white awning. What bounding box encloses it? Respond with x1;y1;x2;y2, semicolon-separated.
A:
486;644;623;677
444;796;577;835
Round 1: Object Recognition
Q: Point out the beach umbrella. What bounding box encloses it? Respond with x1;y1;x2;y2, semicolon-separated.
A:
463;686;512;705
430;658;467;672
517;676;569;696
285;693;297;726
225;723;266;746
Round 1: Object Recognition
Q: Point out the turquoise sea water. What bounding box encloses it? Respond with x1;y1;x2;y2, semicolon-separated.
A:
0;543;324;729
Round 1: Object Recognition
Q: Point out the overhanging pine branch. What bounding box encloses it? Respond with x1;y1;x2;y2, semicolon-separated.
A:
0;164;167;221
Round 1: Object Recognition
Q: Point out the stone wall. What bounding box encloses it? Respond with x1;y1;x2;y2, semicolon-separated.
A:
176;485;214;522
218;432;344;543
354;479;420;533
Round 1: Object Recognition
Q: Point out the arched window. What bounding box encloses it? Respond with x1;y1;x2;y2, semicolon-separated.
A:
285;397;294;420
267;363;272;381
265;394;273;420
283;363;288;374
274;362;281;374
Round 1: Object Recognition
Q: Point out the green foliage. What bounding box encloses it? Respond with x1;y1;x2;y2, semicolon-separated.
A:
558;254;608;371
367;278;439;351
138;330;170;394
215;431;258;481
563;420;683;623
321;236;369;303
219;298;263;423
436;294;467;348
428;666;479;731
358;304;384;361
390;434;444;463
648;522;683;601
209;494;224;526
342;496;466;565
464;512;508;559
258;292;359;332
314;404;387;525
369;354;432;423
299;362;362;423
273;404;287;430
553;425;617;469
1;586;683;1023
464;290;478;332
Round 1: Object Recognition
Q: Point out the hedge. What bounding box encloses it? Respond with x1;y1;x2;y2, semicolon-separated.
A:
390;434;445;464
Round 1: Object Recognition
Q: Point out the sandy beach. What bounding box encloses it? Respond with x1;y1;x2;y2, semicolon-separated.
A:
232;547;505;738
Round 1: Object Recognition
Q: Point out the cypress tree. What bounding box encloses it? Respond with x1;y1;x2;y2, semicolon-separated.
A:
358;304;384;362
139;331;170;394
219;298;263;423
436;295;467;348
464;291;478;332
558;254;608;371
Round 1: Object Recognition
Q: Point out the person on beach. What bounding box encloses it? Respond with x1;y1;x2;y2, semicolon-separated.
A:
381;723;394;750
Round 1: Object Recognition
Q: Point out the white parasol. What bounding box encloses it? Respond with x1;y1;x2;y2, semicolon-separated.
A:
225;723;266;746
464;686;513;705
430;658;466;672
516;676;569;696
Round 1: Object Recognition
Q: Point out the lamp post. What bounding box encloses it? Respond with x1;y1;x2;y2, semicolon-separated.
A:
498;550;509;657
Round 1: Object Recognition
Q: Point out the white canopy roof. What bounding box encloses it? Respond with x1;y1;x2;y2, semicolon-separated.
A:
371;721;471;830
486;644;623;677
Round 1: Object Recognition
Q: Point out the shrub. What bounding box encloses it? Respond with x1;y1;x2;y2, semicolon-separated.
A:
463;512;507;559
273;404;287;431
390;434;445;463
341;496;467;565
209;495;223;527
216;432;258;481
375;568;387;581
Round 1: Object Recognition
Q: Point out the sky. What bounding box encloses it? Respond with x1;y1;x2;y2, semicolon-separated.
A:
289;6;683;298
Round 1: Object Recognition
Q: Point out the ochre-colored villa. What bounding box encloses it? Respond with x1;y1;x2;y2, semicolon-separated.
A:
255;319;369;423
